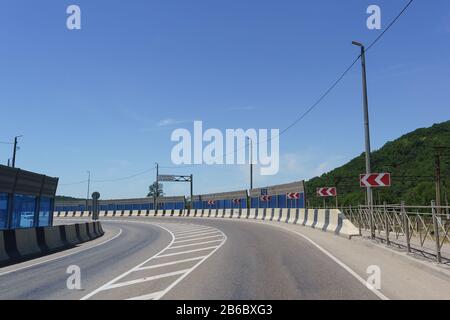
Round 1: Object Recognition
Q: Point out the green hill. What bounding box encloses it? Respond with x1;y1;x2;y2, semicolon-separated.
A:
306;121;450;207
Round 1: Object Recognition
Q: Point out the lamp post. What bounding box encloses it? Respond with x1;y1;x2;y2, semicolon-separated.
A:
86;171;91;213
248;137;253;190
11;135;23;168
352;41;374;238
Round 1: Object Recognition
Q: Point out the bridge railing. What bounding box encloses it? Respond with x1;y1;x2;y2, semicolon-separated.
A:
342;202;450;263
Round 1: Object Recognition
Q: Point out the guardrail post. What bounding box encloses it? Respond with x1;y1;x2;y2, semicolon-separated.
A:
384;202;390;246
401;201;411;253
431;201;442;263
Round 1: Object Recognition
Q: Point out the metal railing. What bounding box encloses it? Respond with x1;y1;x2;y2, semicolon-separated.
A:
342;201;450;263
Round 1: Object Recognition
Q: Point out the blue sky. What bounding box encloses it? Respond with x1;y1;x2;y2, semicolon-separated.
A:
0;0;449;199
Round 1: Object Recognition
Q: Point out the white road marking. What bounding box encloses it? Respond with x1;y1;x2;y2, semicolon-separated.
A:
155;246;219;258
172;227;212;233
126;291;164;300
176;231;222;240
234;218;390;300
173;234;224;244
0;227;123;278
81;220;226;300
174;228;216;236
136;256;206;271
169;239;224;249
104;269;191;290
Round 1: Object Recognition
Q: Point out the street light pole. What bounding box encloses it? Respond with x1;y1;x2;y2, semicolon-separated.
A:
248;138;253;190
352;41;374;238
86;170;91;212
155;162;159;210
12;135;23;168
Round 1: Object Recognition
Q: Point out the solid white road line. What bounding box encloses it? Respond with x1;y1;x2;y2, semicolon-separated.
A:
236;219;390;300
175;231;222;240
0;227;123;278
155;246;219;258
136;256;206;271
169;239;224;249
173;234;224;244
104;269;191;290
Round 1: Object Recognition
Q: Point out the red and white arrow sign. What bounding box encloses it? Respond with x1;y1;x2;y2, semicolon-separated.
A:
207;200;216;205
316;187;337;197
286;192;300;199
360;173;391;187
260;195;271;201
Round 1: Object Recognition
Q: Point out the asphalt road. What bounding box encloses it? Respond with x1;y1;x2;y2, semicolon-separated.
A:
0;218;379;300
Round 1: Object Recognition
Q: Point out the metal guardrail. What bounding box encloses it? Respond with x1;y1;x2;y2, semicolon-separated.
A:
342;201;450;263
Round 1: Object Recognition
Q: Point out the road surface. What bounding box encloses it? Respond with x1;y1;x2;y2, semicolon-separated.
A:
0;218;383;300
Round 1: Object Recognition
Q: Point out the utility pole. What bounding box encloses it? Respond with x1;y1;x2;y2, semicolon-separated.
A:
352;41;374;238
248;138;253;190
190;174;193;208
154;162;159;210
435;152;441;214
12;135;23;168
86;171;91;212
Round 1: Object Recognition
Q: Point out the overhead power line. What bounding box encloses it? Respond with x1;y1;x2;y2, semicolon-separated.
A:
59;0;415;185
155;0;416;168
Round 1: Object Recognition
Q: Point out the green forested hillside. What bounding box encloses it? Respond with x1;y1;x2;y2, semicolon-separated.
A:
306;121;450;207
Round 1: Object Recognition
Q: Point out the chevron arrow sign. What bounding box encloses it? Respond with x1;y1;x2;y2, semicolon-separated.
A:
316;187;337;197
359;173;391;187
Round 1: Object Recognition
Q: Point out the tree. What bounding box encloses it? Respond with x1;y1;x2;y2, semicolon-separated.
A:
147;182;164;198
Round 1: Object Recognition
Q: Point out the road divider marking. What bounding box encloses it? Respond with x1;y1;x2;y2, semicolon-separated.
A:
81;220;226;300
103;269;191;290
173;234;224;244
156;246;219;258
126;291;165;300
172;227;213;234
168;239;224;249
174;228;217;236
136;256;207;271
175;231;222;240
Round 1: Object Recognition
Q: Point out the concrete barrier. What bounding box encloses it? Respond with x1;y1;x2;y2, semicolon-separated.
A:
64;224;79;245
0;232;9;263
15;228;41;257
77;223;90;242
56;204;360;238
43;226;65;251
0;222;105;267
287;208;297;224
87;222;96;239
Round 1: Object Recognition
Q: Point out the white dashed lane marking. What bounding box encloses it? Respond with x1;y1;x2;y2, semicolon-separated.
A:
81;222;226;300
